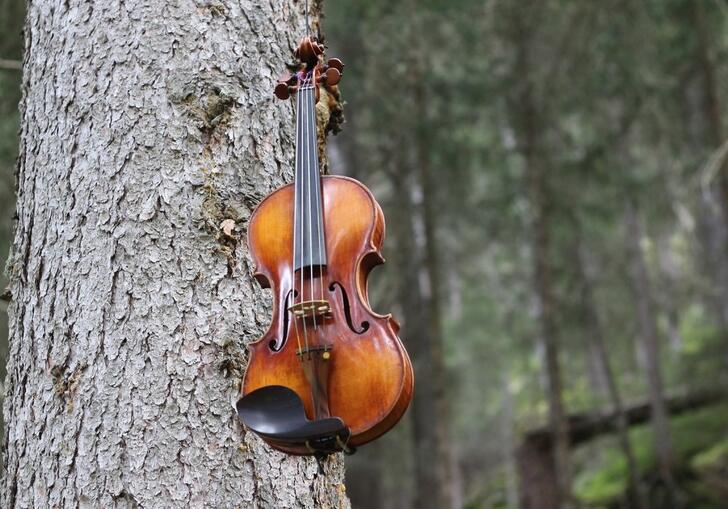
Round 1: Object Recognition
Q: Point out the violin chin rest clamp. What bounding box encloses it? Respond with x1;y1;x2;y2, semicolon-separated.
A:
237;385;352;455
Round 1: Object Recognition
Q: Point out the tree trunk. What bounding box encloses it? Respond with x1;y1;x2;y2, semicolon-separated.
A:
389;166;447;509
418;155;459;509
513;36;572;509
691;1;728;219
500;374;519;509
576;239;646;509
624;203;675;502
689;0;728;367
1;2;350;508
392;7;457;507
516;435;559;509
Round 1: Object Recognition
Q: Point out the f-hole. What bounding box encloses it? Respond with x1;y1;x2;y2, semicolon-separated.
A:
269;289;295;351
329;281;369;334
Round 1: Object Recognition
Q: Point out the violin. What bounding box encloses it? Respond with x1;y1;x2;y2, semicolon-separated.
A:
237;37;414;456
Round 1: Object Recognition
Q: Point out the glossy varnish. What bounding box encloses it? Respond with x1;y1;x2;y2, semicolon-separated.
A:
243;175;414;454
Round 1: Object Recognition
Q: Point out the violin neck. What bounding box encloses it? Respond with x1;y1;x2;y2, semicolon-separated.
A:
293;85;327;273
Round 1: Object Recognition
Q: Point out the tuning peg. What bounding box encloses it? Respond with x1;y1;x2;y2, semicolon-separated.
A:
327;58;344;73
274;82;291;100
320;67;341;87
274;72;296;100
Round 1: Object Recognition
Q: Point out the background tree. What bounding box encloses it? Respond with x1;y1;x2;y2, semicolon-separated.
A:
326;0;728;507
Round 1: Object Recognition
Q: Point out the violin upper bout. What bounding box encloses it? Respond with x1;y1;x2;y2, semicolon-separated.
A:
246;183;295;289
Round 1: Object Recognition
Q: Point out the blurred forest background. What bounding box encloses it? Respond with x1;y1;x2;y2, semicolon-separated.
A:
3;1;728;508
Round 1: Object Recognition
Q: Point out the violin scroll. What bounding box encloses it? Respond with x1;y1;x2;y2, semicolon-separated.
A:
294;36;324;66
273;37;344;101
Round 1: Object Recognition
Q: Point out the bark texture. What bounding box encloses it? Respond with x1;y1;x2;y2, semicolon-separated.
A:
1;1;350;508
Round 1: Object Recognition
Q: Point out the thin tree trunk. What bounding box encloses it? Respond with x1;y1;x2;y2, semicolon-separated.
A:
624;203;675;502
413;62;458;508
515;38;572;509
1;3;350;507
690;0;728;368
500;373;519;509
656;235;681;352
576;239;647;509
418;153;459;509
396;7;457;507
343;441;384;509
389;163;448;509
691;2;728;217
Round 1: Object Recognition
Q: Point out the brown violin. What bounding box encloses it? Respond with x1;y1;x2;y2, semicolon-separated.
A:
237;37;413;456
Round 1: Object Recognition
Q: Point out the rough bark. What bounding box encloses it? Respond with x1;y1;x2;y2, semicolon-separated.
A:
417;169;459;509
1;2;350;508
624;204;675;501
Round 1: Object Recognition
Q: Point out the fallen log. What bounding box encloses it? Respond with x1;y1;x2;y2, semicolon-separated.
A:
516;389;726;509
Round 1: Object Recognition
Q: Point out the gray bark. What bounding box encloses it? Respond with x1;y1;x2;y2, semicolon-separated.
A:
1;1;350;508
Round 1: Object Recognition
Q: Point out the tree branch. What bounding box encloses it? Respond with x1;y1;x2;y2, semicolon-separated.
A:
0;58;22;71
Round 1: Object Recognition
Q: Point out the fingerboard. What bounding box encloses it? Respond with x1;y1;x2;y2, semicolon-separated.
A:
293;85;327;273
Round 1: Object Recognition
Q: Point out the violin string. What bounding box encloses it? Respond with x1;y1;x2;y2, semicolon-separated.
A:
313;81;325;323
310;69;325;311
299;74;310;353
305;78;318;333
314;82;325;323
291;74;303;354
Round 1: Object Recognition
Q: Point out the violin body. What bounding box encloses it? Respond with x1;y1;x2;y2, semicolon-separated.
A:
237;35;412;456
244;175;414;454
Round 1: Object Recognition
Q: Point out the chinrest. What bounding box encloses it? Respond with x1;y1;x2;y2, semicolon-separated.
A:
237;385;351;453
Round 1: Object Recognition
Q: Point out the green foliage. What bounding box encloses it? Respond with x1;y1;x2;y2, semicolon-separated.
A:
575;405;728;505
327;0;728;506
692;437;728;471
